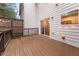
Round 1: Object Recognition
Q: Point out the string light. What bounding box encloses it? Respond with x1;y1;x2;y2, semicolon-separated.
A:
0;19;2;22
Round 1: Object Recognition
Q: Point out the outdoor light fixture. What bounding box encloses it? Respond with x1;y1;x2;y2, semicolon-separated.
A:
51;17;53;19
55;4;59;6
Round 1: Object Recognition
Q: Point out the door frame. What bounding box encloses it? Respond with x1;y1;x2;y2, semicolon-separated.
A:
40;17;50;36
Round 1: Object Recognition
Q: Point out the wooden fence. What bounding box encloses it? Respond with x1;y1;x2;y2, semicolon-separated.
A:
0;17;23;37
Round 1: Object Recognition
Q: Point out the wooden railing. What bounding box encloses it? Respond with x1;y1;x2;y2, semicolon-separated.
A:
0;32;4;54
0;29;12;55
23;28;39;36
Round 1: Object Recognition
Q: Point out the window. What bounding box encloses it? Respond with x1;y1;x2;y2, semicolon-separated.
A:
61;10;78;25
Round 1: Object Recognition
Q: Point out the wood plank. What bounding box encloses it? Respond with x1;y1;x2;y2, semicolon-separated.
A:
2;35;79;56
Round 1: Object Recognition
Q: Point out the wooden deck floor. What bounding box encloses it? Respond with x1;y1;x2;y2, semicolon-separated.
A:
2;35;79;56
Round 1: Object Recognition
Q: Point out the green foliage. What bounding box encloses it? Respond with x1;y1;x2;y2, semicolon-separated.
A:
0;3;16;19
0;3;7;9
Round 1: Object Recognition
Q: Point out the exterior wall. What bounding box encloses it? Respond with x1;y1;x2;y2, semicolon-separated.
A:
24;3;37;28
23;3;38;35
36;3;79;48
36;3;56;34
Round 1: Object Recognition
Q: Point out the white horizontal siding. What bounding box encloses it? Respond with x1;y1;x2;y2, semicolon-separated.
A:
51;3;79;48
